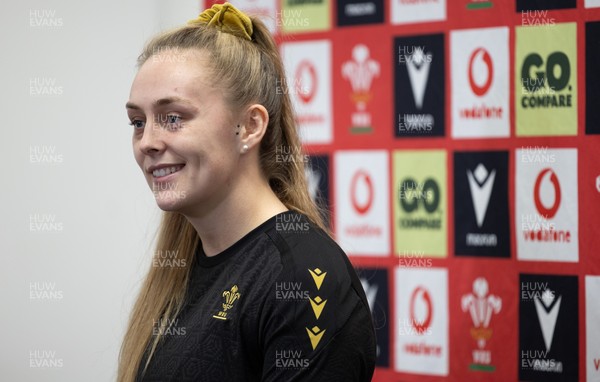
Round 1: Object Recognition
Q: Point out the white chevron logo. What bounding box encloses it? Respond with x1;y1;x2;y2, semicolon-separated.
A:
534;289;561;352
467;163;496;227
360;277;378;313
405;47;432;110
305;167;321;202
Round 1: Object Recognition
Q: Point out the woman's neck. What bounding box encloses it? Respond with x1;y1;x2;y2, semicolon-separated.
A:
183;176;288;257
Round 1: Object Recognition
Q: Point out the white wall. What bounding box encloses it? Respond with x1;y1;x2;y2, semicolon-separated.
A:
0;1;200;381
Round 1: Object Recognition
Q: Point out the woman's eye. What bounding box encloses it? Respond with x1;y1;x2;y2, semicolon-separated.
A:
163;115;183;131
129;120;145;129
167;115;180;123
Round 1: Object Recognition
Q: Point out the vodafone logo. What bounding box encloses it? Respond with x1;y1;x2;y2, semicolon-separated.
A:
336;151;388;250
350;170;374;215
452;28;508;135
295;60;317;104
395;268;448;374
534;168;561;219
517;148;577;255
410;286;433;335
468;48;493;96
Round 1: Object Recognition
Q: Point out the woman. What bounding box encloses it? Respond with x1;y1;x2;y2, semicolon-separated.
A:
120;3;376;381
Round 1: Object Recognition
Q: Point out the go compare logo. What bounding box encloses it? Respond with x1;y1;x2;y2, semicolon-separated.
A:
520;52;572;108
393;150;447;258
398;178;440;222
516;23;577;136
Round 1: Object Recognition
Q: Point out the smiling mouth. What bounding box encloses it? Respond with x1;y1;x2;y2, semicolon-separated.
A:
152;165;184;178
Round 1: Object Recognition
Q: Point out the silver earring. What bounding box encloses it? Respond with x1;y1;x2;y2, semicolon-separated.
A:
241;144;249;153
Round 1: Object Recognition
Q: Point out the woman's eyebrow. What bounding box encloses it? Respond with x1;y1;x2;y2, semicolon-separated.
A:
125;97;196;111
125;101;141;110
155;97;193;107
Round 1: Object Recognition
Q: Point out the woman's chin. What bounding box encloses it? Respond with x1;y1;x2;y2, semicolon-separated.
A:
153;192;188;212
156;202;181;212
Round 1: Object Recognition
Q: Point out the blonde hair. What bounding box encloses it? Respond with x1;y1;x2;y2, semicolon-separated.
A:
118;17;325;382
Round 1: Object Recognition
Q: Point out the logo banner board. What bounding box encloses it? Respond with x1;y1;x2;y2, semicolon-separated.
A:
394;267;449;375
335;150;390;256
454;151;510;257
451;27;510;138
515;148;578;262
394;34;445;138
357;267;390;367
515;23;577;136
393;150;447;257
519;274;578;381
281;40;333;144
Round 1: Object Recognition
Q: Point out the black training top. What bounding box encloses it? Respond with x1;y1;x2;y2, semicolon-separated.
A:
136;211;376;382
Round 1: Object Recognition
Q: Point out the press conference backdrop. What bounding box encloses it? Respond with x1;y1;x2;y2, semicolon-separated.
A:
202;0;600;381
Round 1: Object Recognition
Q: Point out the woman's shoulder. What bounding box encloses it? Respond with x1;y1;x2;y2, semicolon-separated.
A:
265;212;350;275
263;211;367;310
258;211;375;379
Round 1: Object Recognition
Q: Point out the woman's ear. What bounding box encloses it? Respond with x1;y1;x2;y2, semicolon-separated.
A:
239;104;269;153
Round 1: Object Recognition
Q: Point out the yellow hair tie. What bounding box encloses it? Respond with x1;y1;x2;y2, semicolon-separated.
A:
189;2;253;41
